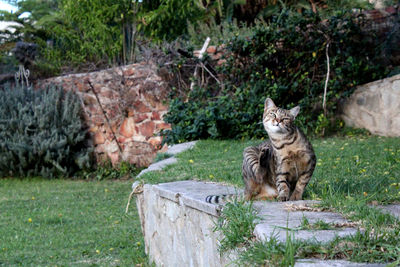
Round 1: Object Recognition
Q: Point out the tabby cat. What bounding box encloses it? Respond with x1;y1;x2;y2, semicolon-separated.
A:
206;98;316;204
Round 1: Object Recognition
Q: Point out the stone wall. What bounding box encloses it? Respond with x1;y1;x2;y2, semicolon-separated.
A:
36;63;171;167
341;74;400;137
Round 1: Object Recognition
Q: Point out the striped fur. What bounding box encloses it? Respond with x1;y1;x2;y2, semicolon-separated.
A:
243;98;316;201
206;98;316;204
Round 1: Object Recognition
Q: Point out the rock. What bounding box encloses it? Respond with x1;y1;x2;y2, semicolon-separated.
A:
120;117;136;138
139;121;155;137
341;74;400;137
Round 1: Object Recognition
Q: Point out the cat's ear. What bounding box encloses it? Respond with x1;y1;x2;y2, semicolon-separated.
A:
289;106;300;118
264;98;276;111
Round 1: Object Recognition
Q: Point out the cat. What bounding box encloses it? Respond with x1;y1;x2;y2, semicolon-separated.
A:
206;98;316;204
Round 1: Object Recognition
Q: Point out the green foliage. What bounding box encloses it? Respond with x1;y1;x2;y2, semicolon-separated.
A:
163;10;390;143
213;199;260;253
81;161;142;180
0;84;92;178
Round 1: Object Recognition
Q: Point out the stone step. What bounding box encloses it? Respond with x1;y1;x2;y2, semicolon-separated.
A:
253;200;359;244
135;180;395;267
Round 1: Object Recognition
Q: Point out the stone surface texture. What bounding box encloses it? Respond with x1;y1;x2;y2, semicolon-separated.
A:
135;180;385;267
137;141;197;177
36;63;170;167
295;259;385;267
341;74;400;137
136;181;239;267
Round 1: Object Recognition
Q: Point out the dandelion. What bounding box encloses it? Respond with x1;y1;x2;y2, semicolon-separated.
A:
109;248;114;251
31;196;35;200
312;52;316;58
317;162;322;166
363;192;368;196
104;188;109;192
28;218;32;223
209;174;214;179
189;159;194;164
136;242;141;246
340;147;344;150
96;249;100;254
385;189;388;192
359;169;366;173
384;171;389;175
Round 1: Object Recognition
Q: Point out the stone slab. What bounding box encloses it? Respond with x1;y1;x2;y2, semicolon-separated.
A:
136;180;395;266
376;204;400;220
252;201;359;243
136;141;197;177
295;259;385;267
166;141;197;155
153;180;242;217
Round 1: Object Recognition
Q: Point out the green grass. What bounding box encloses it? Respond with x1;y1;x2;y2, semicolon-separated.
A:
0;178;148;266
2;133;400;266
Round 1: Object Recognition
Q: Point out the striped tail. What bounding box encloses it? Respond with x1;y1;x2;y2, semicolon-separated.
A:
205;193;243;204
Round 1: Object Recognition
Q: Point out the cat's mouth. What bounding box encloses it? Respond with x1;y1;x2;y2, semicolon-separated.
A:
264;121;285;133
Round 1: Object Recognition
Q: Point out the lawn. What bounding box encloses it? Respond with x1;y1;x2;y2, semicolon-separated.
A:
0;179;147;266
1;133;400;266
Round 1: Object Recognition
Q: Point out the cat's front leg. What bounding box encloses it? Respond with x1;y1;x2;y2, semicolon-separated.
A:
275;172;290;201
289;173;312;201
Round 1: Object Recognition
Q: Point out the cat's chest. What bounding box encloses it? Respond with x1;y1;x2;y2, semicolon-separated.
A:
274;145;311;174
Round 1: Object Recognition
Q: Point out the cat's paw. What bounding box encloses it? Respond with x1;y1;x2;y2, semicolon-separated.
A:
277;193;289;202
289;193;302;201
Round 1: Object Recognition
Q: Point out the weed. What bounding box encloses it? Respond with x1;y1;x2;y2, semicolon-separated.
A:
213;199;260;253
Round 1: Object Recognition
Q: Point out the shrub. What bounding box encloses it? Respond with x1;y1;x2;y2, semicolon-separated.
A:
0;84;92;178
162;10;391;143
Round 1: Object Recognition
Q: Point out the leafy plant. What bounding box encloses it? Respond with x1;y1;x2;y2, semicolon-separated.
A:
162;9;391;143
213;199;260;253
0;84;92;178
81;161;142;180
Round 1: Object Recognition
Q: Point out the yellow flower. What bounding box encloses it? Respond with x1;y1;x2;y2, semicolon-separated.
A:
317;163;322;166
384;171;389;175
189;159;194;164
109;248;114;251
104;188;109;192
363;192;368;196
312;52;316;58
31;196;35;200
209;174;214;179
28;218;32;223
96;250;100;254
136;242;141;246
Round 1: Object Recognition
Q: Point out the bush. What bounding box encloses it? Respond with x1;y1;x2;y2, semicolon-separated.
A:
0;84;92;178
162;10;391;143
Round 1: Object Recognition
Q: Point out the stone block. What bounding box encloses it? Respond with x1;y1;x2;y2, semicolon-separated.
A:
134;101;151;113
139;121;155;137
134;113;148;123
120;117;136;138
93;132;105;145
341;74;400;137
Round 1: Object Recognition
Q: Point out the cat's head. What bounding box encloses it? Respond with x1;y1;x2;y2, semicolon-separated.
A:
262;98;300;135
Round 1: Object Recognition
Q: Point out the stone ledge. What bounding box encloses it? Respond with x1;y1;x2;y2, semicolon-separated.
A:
136;180;393;267
151;180;242;217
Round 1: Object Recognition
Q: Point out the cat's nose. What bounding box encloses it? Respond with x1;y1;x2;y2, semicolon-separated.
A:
276;118;281;123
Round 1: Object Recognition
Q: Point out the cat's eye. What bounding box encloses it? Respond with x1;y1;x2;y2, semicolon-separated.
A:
283;118;290;121
269;113;276;118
